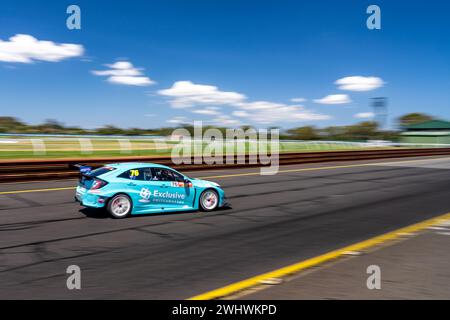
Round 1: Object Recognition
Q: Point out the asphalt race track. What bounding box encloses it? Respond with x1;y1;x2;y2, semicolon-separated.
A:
2;156;450;299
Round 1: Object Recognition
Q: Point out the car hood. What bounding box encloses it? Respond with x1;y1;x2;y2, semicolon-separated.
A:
190;178;220;188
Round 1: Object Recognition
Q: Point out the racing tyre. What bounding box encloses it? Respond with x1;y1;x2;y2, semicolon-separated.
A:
199;189;219;212
107;194;132;218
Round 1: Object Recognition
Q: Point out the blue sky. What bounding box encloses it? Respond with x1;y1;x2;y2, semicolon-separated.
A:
1;0;450;129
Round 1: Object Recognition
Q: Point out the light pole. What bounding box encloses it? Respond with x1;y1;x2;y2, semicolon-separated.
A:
372;97;388;130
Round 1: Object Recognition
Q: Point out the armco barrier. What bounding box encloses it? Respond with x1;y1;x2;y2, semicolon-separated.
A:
1;148;450;182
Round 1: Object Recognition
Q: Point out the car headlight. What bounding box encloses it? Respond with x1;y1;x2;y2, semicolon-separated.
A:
210;182;220;187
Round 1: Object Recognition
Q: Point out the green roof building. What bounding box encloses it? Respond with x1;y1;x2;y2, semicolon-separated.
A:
401;120;450;145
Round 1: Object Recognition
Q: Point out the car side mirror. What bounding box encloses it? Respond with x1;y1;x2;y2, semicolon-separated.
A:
184;179;192;187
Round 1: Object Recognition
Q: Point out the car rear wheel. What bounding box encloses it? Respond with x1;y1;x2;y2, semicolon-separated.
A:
107;194;132;218
199;189;219;212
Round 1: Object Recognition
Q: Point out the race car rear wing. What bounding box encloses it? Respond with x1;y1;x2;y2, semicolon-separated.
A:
69;163;93;180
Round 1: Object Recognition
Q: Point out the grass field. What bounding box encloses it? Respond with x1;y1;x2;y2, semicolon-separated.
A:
0;136;393;160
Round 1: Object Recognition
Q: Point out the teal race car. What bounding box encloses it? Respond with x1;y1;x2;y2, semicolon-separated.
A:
74;162;228;218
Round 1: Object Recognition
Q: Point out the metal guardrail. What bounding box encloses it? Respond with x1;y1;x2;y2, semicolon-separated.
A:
1;148;450;183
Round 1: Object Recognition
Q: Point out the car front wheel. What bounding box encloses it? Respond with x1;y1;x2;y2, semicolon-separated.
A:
107;194;132;218
199;189;219;212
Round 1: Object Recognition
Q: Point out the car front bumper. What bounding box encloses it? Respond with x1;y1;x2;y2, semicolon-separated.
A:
219;192;231;208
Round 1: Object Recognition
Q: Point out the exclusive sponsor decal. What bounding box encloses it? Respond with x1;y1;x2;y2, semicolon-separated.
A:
154;190;186;199
139;187;151;203
139;187;186;203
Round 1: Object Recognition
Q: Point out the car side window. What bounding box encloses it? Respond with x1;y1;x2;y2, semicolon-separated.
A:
118;169;141;180
151;168;184;182
118;168;153;181
170;170;185;182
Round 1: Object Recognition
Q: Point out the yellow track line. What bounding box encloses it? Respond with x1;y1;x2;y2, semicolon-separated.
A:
0;186;75;195
1;156;449;196
188;212;450;300
197;164;370;179
197;156;450;179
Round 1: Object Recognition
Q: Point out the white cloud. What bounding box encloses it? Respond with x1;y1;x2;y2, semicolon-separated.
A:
234;101;331;124
107;76;154;86
232;110;250;117
92;61;155;86
290;97;306;103
168;114;242;127
210;115;242;126
335;76;384;91
158;81;246;108
166;116;189;124
191;107;222;116
235;101;281;110
159;81;331;125
354;112;375;119
0;34;84;63
92;61;141;76
314;94;351;105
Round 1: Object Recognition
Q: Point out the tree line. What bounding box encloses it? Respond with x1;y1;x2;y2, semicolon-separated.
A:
0;113;435;141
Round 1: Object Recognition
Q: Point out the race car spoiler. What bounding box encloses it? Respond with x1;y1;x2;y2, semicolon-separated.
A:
69;163;93;178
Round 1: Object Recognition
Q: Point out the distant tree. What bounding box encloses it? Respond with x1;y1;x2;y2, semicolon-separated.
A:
0;117;26;132
239;125;255;132
65;126;88;134
345;121;379;140
33;119;66;133
319;126;346;140
286;126;319;140
314;122;385;141
42;119;64;129
96;125;125;135
398;113;433;128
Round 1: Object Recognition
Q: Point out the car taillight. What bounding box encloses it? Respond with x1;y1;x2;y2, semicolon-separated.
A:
91;179;108;190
